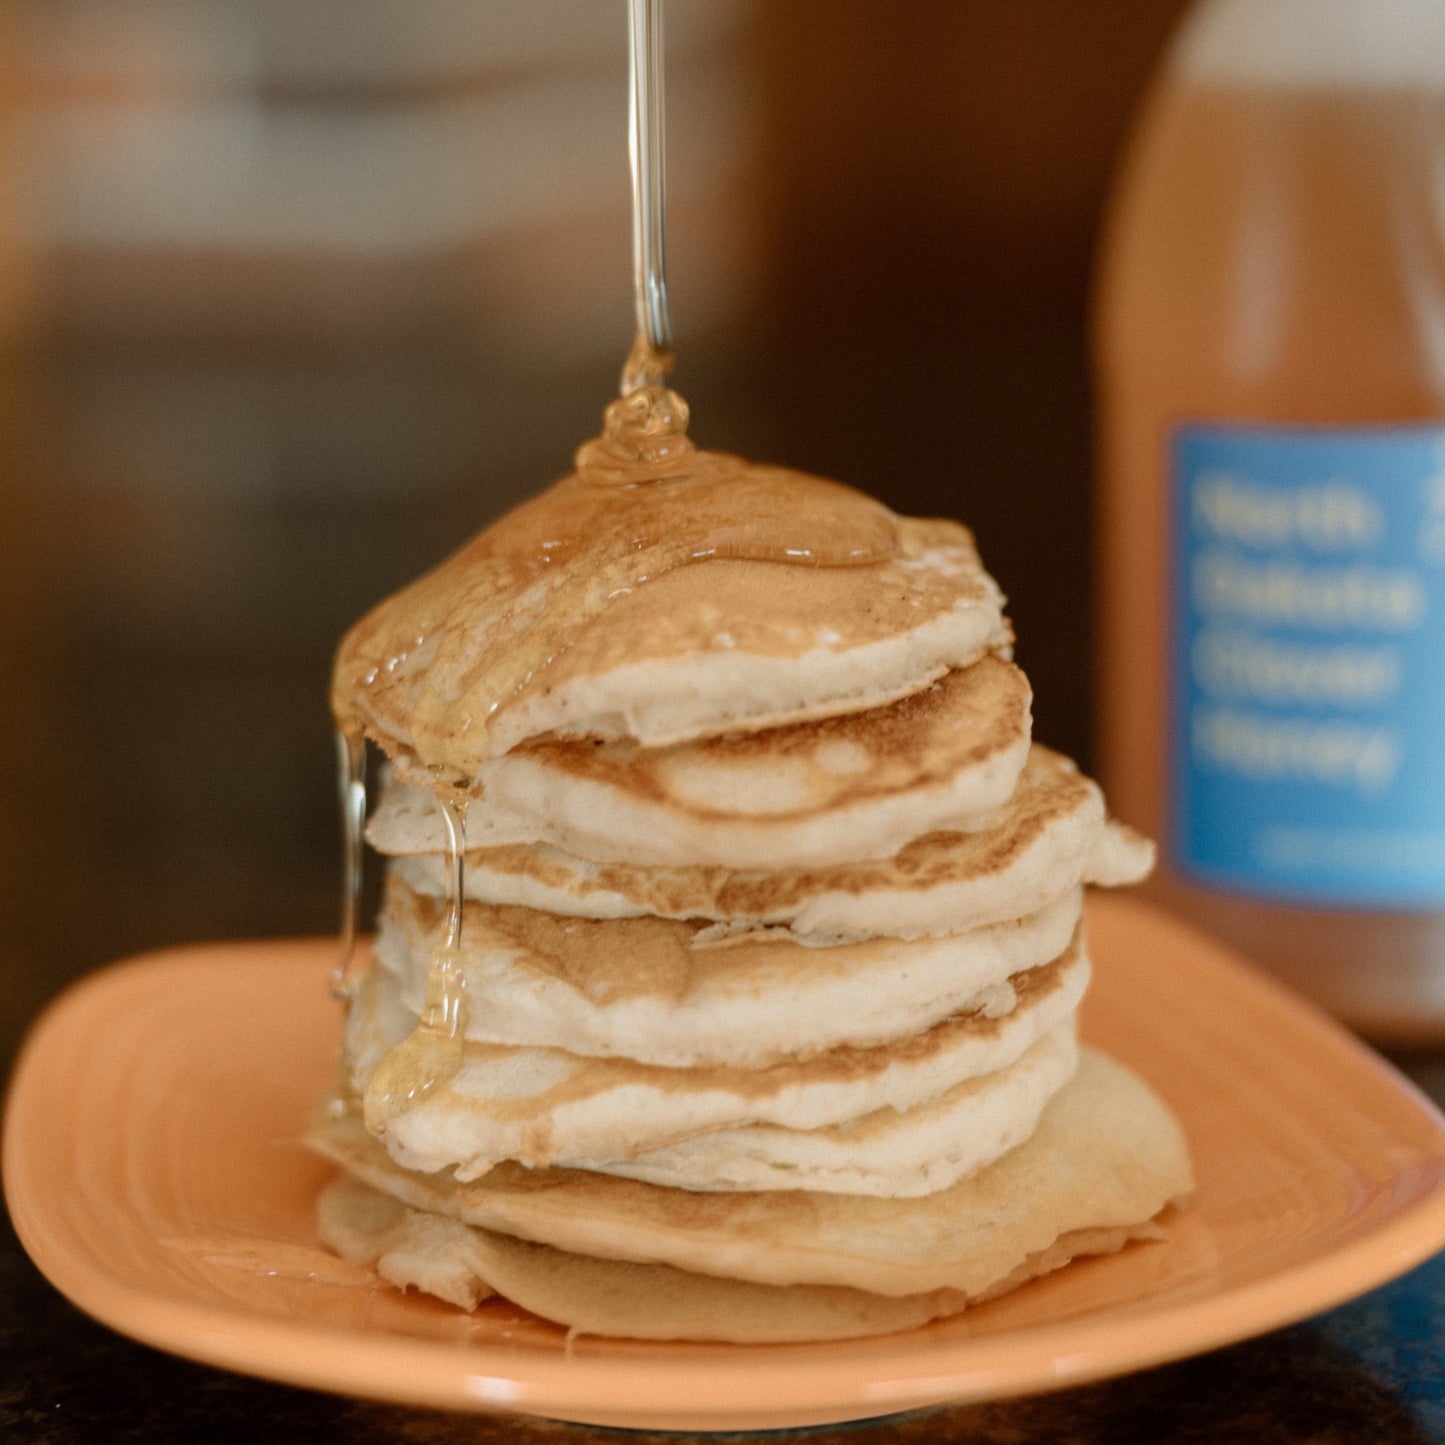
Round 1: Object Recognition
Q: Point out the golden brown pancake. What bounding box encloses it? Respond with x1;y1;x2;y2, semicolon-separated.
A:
392;746;1154;943
367;653;1032;869
317;1172;1164;1342
335;499;1009;785
370;877;1083;1066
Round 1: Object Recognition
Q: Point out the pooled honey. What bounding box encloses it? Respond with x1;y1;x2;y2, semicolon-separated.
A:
331;342;899;790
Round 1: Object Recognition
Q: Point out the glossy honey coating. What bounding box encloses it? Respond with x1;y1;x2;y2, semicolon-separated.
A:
331;345;900;790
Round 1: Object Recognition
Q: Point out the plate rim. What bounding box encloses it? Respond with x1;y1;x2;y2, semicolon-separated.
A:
7;900;1445;1430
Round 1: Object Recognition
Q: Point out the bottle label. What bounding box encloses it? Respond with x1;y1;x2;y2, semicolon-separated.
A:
1171;424;1445;908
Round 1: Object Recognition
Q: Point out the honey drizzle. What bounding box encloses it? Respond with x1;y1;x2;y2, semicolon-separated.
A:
363;795;469;1132
331;725;368;999
330;391;899;785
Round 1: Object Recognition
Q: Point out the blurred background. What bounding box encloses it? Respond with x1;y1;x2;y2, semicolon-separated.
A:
0;0;1192;1062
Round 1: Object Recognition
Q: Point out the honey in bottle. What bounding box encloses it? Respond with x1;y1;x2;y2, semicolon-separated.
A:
1095;0;1445;1037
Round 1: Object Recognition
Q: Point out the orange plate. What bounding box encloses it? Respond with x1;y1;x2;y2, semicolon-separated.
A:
6;895;1445;1433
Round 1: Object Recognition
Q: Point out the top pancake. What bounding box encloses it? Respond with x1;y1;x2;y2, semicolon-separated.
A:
333;477;1010;786
368;653;1031;870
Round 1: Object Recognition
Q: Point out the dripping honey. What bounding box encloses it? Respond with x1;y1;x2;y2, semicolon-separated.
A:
363;795;470;1131
332;725;368;998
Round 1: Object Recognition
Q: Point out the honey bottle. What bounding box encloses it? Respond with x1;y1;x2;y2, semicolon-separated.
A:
1095;0;1445;1037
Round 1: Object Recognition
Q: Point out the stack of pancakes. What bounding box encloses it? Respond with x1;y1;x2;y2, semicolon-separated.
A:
311;496;1191;1343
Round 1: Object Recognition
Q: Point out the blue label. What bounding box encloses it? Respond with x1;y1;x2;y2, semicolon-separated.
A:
1171;425;1445;908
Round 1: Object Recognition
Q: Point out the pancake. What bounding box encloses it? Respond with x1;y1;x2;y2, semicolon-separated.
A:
308;1048;1193;1312
585;1025;1078;1196
367;654;1031;870
347;941;1089;1181
373;878;1083;1066
318;1173;1160;1341
335;499;1010;783
391;746;1154;944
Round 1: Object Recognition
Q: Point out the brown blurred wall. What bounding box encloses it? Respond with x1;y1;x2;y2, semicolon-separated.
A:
737;0;1191;760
